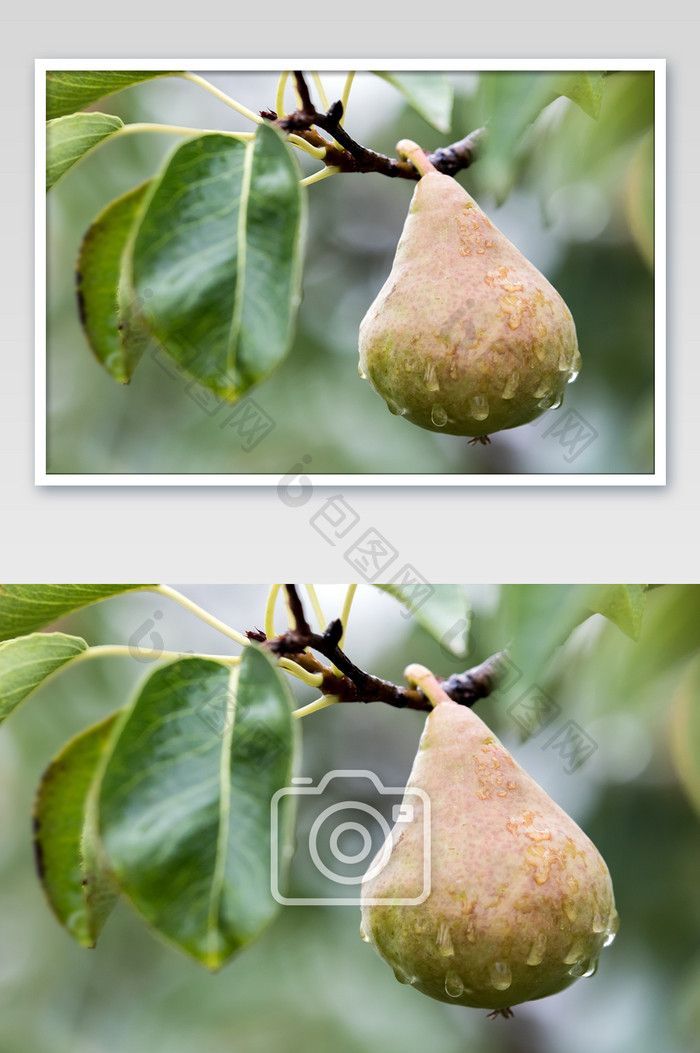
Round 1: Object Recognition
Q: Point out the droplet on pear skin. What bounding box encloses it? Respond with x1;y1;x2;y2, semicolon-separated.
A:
430;404;448;428
527;933;547;966
445;971;464;998
490;962;512;991
563;938;588;965
470;395;489;421
436;921;455;957
424;362;440;392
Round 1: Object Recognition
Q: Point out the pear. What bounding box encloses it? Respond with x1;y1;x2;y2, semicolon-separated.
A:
358;141;581;438
360;666;617;1012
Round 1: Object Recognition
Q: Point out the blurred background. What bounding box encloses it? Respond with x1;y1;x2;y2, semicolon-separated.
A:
46;69;656;476
1;584;698;1053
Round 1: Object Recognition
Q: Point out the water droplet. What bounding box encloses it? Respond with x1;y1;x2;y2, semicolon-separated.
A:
550;394;563;410
358;367;367;379
591;912;605;933
538;393;558;409
393;966;413;985
489;961;512;991
567;369;580;385
436;921;455;957
444;971;464;998
583;958;599;978
571;349;583;373
568;960;587;977
424;362;440;392
502;373;519;400
603;908;620;947
534;381;551;399
470;395;489;421
563;938;588;965
386;399;402;416
562;899;578;923
527;933;547;966
360;921;370;943
431;404;448;428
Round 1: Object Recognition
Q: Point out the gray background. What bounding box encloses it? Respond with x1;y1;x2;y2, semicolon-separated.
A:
3;6;696;579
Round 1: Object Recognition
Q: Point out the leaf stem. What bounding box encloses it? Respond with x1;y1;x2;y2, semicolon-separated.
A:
152;585;250;648
277;657;324;688
265;585;282;639
73;645;242;665
293;695;340;719
338;585;357;649
179;72;262;124
276;71;289;117
339;72;355;126
299;165;340;187
312;72;329;111
305;585;326;629
287;133;327;159
117;123;255;140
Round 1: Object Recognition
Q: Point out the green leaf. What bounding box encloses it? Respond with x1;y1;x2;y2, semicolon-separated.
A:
475;71;607;203
123;124;305;401
588;584;647;641
0;632;87;725
33;711;122;947
47;112;123;191
376;584;470;657
497;584;647;704
0;584;155;641
46;71;178;120
670;654;700;817
77;182;153;382
558;71;606;120
499;585;594;695
373;72;453;133
98;646;297;969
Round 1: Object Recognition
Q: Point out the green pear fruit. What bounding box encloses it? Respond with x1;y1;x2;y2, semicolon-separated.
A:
358;141;581;438
360;666;617;1012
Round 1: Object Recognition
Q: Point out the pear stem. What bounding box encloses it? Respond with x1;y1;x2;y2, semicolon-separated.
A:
404;664;453;707
396;139;438;178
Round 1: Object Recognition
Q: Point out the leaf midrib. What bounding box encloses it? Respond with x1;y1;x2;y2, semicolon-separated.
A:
206;664;239;966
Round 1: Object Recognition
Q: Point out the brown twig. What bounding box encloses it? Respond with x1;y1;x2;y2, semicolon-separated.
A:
261;71;486;181
247;585;508;712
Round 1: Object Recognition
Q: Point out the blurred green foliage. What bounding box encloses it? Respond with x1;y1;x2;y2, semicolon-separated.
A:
1;584;698;1052
46;70;656;475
